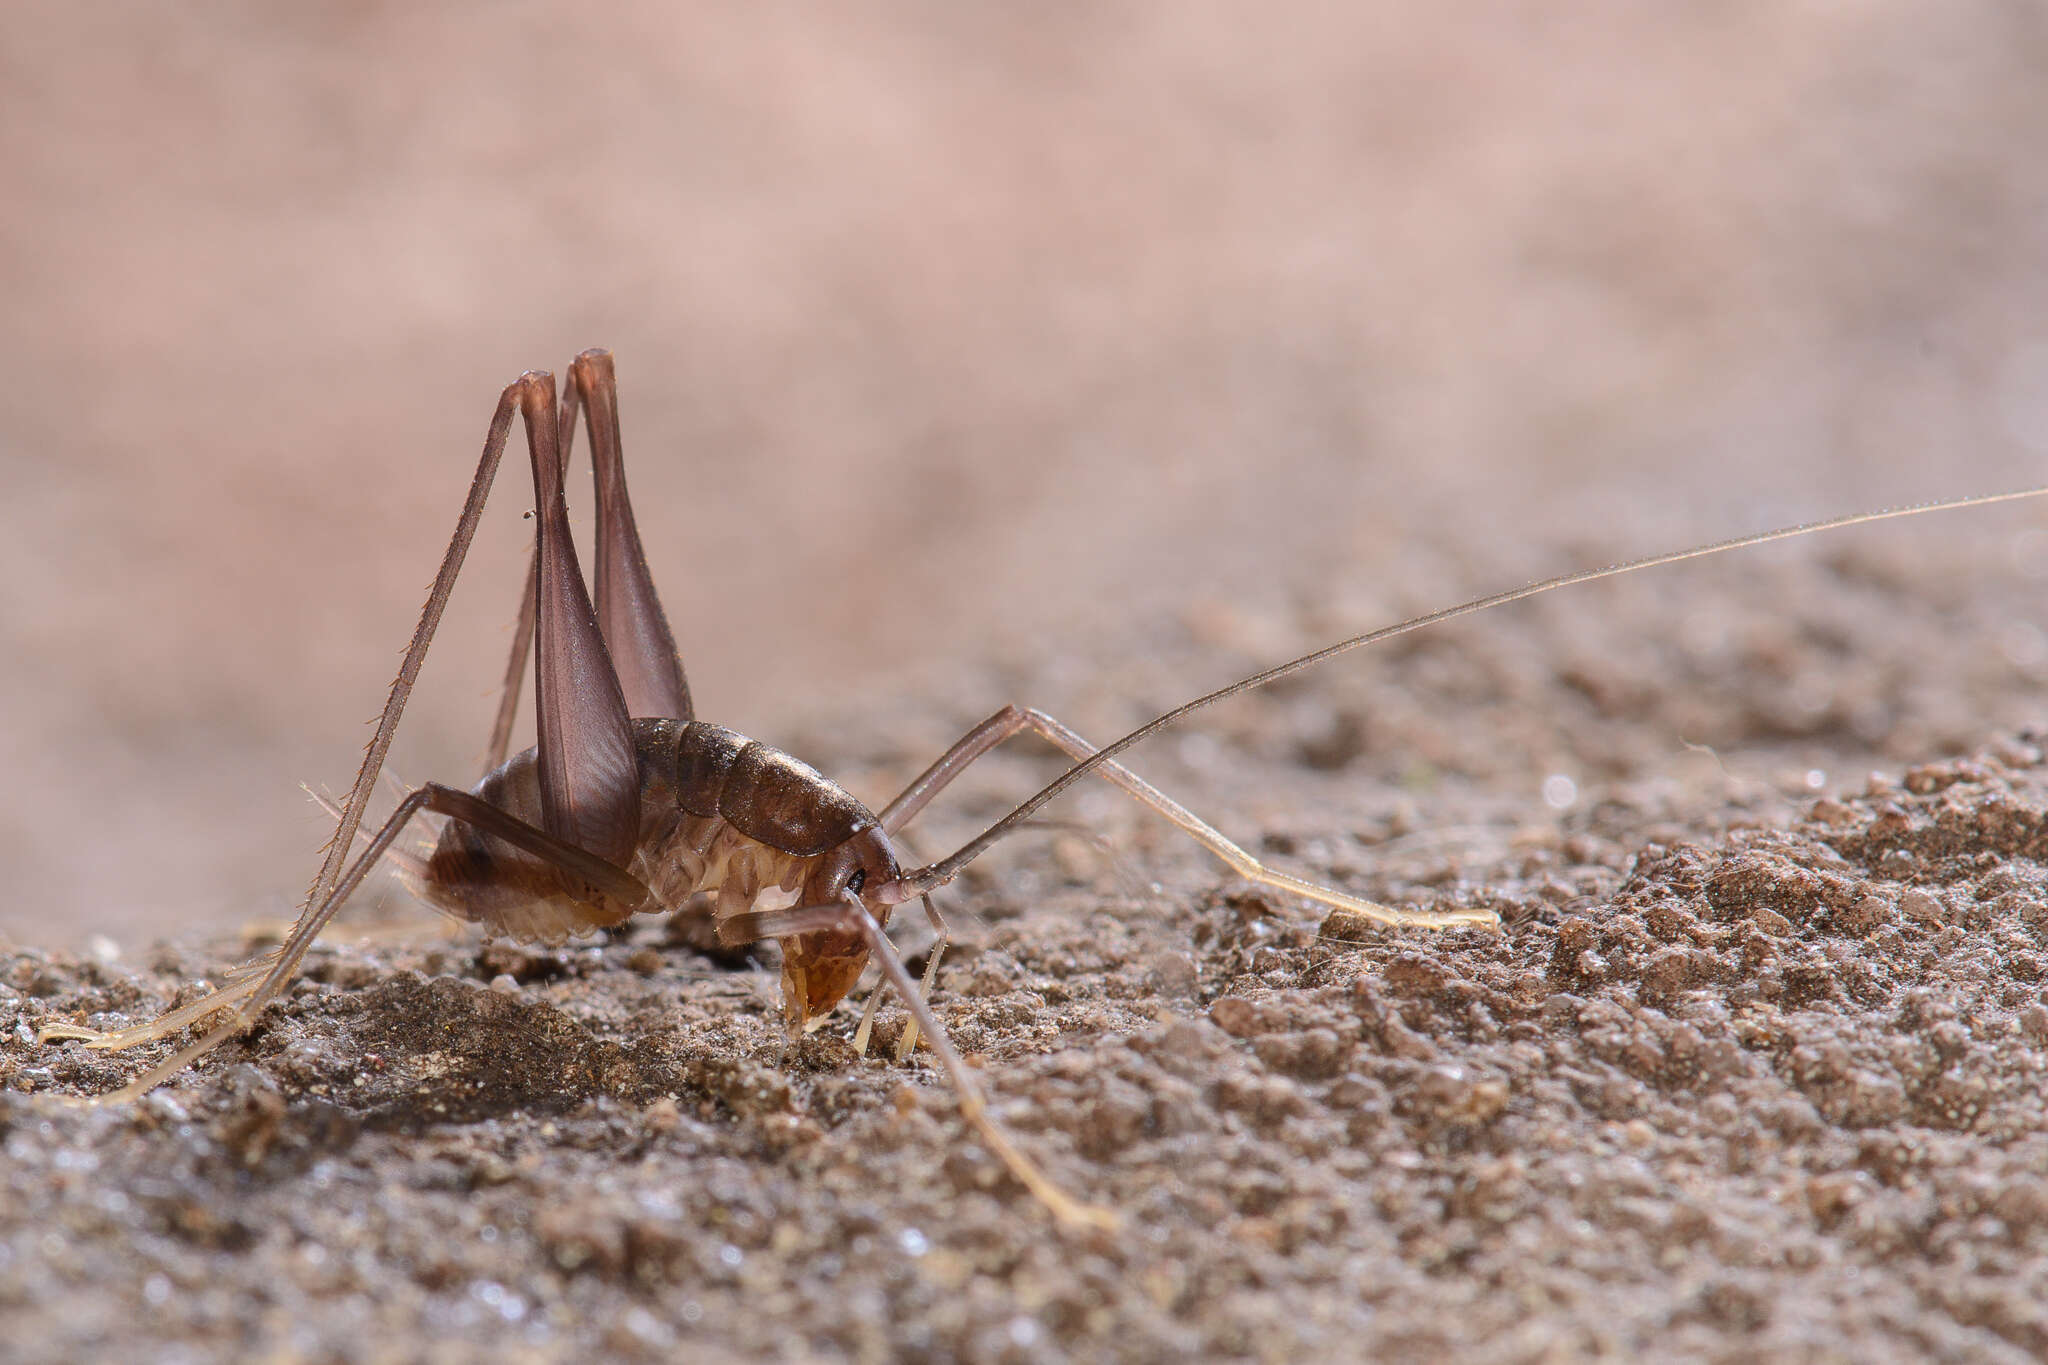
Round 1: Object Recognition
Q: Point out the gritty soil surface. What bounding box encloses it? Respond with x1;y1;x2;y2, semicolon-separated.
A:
9;7;2048;1363
8;530;2048;1364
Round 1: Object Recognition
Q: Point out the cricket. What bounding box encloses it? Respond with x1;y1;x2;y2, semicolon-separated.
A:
36;349;2048;1230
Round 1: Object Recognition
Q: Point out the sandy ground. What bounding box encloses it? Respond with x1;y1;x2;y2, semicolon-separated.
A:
11;522;2048;1361
7;4;2048;1362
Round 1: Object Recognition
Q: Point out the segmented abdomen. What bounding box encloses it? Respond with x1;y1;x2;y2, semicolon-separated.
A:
420;718;880;947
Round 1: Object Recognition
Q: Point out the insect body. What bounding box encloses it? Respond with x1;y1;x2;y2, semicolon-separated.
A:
424;716;901;1029
43;353;1469;1229
37;351;2048;1231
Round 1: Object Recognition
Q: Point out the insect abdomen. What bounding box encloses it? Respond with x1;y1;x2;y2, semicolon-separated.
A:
419;720;883;947
671;721;877;857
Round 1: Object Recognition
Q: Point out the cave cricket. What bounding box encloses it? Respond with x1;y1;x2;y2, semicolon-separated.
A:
37;351;2048;1229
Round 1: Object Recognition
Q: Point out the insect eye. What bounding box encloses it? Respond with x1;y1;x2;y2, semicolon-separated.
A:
846;869;867;895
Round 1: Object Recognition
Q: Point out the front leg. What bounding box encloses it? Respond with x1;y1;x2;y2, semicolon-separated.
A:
723;896;1118;1232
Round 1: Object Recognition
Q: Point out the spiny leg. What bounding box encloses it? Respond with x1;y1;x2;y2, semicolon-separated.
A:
303;784;430;886
300;378;533;919
885;704;1500;930
41;784;650;1102
519;369;645;864
123;373;554;1089
725;896;1119;1232
482;349;691;768
285;370;648;1036
43;371;649;1100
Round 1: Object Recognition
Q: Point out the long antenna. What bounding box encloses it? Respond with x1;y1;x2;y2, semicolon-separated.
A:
907;484;2048;893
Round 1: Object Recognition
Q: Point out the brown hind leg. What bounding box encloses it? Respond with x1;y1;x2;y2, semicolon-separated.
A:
41;783;650;1103
40;368;654;1096
482;347;691;771
38;372;552;1097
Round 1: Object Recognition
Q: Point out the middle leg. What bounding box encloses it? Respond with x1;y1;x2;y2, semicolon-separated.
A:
882;703;1500;927
857;703;1488;1065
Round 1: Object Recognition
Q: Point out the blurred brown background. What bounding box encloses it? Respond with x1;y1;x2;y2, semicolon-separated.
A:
4;3;2047;948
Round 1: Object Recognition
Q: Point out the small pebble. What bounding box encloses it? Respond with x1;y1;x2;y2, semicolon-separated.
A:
1901;890;1946;926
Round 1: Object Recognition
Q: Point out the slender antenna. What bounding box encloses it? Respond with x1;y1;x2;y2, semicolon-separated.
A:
907;484;2048;892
